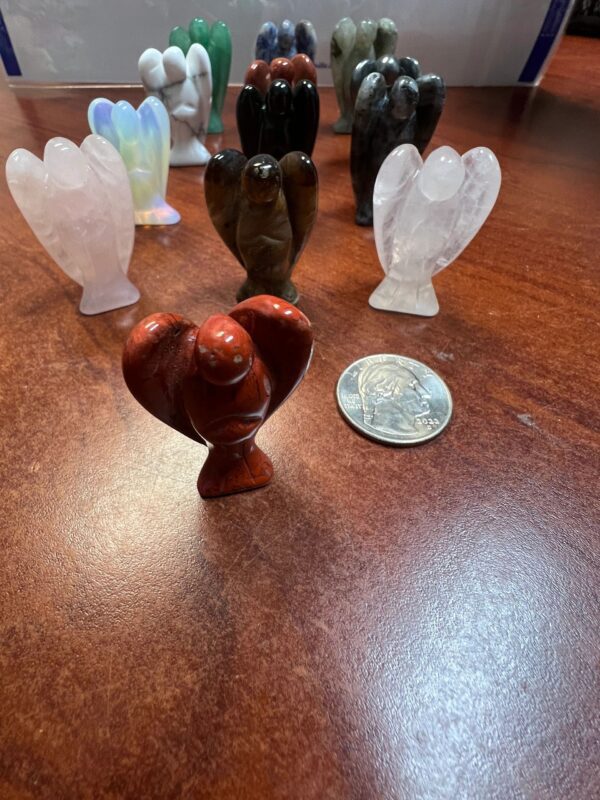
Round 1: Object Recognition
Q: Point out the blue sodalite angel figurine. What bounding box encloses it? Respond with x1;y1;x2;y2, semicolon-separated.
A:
256;20;317;62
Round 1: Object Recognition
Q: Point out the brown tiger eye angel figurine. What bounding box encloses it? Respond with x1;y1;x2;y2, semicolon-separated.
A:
205;148;318;305
123;296;314;498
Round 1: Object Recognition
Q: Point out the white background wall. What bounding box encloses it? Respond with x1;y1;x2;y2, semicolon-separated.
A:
0;0;569;86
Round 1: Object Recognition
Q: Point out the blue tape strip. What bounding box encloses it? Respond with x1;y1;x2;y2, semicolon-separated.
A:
519;0;572;83
0;9;21;76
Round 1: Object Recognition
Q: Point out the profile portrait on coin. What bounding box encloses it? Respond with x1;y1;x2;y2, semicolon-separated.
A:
357;360;431;434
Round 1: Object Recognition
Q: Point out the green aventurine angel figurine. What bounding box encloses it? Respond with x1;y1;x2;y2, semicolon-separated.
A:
169;19;232;134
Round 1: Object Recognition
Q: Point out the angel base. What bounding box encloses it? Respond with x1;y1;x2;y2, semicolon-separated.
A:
134;198;181;226
208;109;224;135
333;114;352;135
80;274;141;316
198;440;274;497
170;139;211;167
237;278;299;306
369;276;439;317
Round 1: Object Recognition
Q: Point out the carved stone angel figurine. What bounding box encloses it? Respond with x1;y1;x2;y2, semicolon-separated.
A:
123;296;314;498
6;135;140;315
331;17;397;134
138;44;212;166
351;55;446;225
88;96;180;226
236;78;319;160
256;20;317;62
371;144;501;316
205;149;318;305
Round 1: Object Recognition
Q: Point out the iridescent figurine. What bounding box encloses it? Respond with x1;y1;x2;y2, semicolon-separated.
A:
88;97;180;226
138;44;212;166
255;19;317;62
6;136;140;315
169;19;232;134
371;144;501;316
331;17;397;134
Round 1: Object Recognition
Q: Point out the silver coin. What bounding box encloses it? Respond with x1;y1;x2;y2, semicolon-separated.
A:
336;354;452;446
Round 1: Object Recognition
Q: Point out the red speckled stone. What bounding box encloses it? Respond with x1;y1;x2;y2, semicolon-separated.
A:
122;295;314;498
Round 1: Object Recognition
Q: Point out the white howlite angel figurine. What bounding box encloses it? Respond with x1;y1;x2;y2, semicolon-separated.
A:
88;96;179;226
6;136;140;315
138;44;212;166
371;144;501;316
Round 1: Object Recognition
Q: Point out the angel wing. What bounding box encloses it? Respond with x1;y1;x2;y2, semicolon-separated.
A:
236;85;264;158
206;21;232;120
279;151;318;267
229;296;313;417
374;17;397;59
351;72;388;223
80;134;134;275
187;43;212;134
415;74;446;153
204;149;247;265
295;20;317;61
290;80;319;156
373;144;423;275
256;21;277;61
6;145;83;284
137;96;170;200
432;147;501;275
331;17;356;115
122;313;206;445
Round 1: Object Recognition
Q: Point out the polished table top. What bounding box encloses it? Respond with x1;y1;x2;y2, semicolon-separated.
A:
1;35;599;800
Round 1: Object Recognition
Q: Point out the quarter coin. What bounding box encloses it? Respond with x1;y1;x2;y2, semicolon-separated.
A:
336;354;452;445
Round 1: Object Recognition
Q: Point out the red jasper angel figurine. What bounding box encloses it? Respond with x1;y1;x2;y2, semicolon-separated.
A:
122;295;313;498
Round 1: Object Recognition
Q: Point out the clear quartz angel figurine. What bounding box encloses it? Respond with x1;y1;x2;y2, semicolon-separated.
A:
371;144;501;316
88;96;180;226
138;44;212;167
6;135;140;315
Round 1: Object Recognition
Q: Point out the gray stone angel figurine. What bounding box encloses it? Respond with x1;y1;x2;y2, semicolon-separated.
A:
205;149;318;305
350;55;445;226
331;17;397;134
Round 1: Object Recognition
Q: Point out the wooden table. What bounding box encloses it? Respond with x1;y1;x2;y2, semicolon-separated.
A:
1;35;598;800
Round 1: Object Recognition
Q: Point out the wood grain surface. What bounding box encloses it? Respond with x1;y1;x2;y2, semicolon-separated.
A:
0;35;599;800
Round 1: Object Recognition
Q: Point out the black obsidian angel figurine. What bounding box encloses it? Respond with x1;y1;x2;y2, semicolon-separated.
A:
350;55;445;226
236;79;320;160
205;149;318;305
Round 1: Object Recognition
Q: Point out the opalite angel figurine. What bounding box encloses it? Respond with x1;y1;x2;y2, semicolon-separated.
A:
138;44;212;166
6;135;140;315
371;144;501;316
88;97;180;226
331;17;397;134
169;19;232;134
